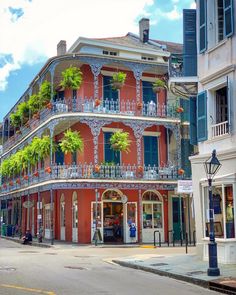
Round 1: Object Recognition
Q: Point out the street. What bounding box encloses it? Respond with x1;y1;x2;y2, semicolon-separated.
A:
0;239;218;295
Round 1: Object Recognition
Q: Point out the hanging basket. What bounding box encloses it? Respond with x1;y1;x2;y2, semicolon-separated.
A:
137;102;143;110
178;168;185;175
152;86;164;93
45;167;52;174
112;81;124;90
176;107;184;113
94;99;101;108
33;171;39;177
94;165;100;173
138;166;143;173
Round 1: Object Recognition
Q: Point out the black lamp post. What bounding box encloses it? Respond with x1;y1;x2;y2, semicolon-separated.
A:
204;149;221;276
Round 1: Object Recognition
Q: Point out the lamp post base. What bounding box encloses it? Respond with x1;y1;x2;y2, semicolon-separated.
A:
208;241;220;276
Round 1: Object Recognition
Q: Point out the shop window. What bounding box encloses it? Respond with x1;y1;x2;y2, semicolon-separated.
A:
204;184;235;239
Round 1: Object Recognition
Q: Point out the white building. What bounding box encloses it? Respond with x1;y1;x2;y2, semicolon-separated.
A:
190;0;236;264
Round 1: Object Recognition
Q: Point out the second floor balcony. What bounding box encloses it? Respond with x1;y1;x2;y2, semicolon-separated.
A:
0;163;185;195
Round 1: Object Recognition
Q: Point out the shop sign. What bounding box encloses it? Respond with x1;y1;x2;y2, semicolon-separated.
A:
37;202;42;209
23;201;34;208
177;180;193;194
37;214;42;220
121;195;128;204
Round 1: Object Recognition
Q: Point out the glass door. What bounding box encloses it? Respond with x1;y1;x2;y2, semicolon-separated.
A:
124;202;137;243
91;202;103;243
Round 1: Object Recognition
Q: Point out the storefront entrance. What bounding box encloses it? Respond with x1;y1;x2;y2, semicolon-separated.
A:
91;189;138;244
103;202;123;243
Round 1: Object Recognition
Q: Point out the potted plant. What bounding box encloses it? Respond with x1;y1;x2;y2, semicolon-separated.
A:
152;78;167;93
138;166;143;174
10;112;21;128
111;72;126;90
94;98;101;108
17;102;30;125
176;106;184;113
110;131;131;153
45;166;52;174
178;168;185;175
59;66;83;99
28;94;40;117
39;81;53;108
137;102;143;110
59;129;83;155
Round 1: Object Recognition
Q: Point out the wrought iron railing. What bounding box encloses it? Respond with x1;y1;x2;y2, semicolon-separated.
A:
0;163;180;194
2;98;180;153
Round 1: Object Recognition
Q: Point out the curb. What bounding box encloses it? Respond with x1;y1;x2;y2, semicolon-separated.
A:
1;236;52;248
112;260;209;289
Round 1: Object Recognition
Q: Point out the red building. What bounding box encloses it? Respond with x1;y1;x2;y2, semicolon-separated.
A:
0;19;194;244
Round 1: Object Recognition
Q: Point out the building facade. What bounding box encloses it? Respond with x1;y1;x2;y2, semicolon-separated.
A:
188;0;236;263
0;19;194;244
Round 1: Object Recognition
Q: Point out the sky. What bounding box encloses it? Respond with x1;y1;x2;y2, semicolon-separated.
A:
0;0;196;121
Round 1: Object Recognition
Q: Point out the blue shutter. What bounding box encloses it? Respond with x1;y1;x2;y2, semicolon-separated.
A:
103;76;118;101
199;0;207;53
197;91;207;142
189;97;197;145
142;81;156;104
181;139;194;178
104;132;120;164
183;9;197;76
55;146;64;165
224;0;234;38
180;98;190;122
144;136;158;166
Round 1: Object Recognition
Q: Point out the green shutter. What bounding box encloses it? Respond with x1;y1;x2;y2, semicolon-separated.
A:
181;139;194;178
104;132;120;164
197;91;207;142
142;81;157;104
103;76;118;101
183;9;197;76
189;97;197;145
224;0;234;38
144;136;158;166
180;98;190;122
199;0;207;53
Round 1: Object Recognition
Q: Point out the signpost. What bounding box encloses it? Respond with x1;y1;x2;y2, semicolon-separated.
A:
177;180;193;194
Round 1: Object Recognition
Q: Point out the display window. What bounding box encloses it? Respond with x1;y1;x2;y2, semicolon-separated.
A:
203;184;235;239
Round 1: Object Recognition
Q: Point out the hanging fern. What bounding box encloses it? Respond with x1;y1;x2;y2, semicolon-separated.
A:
59;129;83;155
60;66;83;90
110;131;131;153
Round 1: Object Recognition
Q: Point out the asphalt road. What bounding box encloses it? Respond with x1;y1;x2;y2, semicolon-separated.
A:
0;239;218;295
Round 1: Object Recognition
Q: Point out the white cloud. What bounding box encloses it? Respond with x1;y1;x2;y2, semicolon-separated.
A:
0;0;153;91
165;5;181;20
190;2;196;9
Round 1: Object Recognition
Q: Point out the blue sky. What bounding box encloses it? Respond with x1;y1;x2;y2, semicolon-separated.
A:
0;0;195;121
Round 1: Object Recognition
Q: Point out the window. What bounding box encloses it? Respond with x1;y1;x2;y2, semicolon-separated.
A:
60;195;65;227
72;151;77;165
72;192;78;228
103;76;119;110
141;56;155;61
55;145;64;165
143;136;158;167
102;50;118;56
215;87;228;124
142;81;157;104
217;0;224;42
104;132;120;164
142;191;163;229
204;184;235;239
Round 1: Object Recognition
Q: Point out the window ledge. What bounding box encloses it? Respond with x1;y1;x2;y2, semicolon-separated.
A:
206;133;231;143
207;38;228;54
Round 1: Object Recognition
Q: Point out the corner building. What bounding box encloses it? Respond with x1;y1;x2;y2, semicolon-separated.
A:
0;19;194;244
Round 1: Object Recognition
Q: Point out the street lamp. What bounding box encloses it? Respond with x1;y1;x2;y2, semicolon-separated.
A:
204;149;221;276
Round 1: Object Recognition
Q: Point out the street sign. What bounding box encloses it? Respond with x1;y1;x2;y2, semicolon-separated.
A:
177;180;193;194
23;201;34;208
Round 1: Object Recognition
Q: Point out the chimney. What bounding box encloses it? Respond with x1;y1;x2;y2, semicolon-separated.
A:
139;18;150;43
57;40;67;56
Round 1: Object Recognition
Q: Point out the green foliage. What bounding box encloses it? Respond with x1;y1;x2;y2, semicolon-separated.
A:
60;66;83;90
0;135;54;178
110;131;131;153
59;129;83;155
28;94;41;115
152;78;167;89
112;72;126;83
38;80;52;106
10;112;21;128
17;102;30;123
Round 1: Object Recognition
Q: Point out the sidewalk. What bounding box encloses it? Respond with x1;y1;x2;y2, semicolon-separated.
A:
113;253;236;294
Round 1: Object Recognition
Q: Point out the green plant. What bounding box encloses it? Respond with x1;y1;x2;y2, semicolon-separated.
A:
152;78;167;92
38;135;53;160
60;66;83;90
10;112;21;128
59;129;83;155
110;131;131;153
111;72;126;89
28;94;41;115
39;81;53;106
17;102;30;124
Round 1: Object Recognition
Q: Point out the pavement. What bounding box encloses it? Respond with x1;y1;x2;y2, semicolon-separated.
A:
2;236;236;294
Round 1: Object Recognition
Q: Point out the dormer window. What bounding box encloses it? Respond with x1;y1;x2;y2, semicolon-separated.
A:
141;56;155;61
103;50;118;56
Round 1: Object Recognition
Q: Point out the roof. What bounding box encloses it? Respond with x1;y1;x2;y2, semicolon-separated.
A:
91;33;182;54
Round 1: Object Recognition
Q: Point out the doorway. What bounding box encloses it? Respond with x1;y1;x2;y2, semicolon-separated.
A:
103;202;123;243
172;197;185;241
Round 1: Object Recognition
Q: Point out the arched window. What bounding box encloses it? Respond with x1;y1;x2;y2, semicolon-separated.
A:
72;192;78;228
142;191;163;229
60;194;65;227
102;189;122;201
